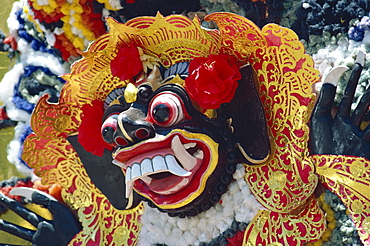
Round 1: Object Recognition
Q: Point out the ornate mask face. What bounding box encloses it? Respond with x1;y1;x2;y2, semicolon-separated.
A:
51;13;270;217
100;82;235;216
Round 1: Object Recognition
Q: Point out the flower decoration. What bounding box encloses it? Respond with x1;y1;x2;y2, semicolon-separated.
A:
185;54;241;109
111;45;143;81
138;47;160;73
78;100;113;157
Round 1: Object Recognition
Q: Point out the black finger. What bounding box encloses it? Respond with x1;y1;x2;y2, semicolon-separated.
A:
313;83;337;115
0;193;45;228
31;192;82;245
337;62;363;117
33;221;59;246
0;219;34;242
310;83;336;155
351;89;370;127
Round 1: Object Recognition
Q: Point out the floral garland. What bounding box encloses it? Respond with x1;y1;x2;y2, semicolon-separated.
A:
306;192;336;246
15;9;55;55
25;0;119;61
13;65;65;113
0;0;69;177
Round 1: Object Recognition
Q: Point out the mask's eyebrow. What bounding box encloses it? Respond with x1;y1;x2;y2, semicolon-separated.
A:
104;87;126;110
102;104;127;122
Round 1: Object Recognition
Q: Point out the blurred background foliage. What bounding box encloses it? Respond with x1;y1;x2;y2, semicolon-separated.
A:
0;0;24;181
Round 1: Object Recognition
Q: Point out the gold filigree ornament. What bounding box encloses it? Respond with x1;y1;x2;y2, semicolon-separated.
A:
205;12;325;245
20;11;338;245
314;155;370;244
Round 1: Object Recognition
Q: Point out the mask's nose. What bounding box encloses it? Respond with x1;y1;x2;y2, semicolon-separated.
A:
114;109;155;147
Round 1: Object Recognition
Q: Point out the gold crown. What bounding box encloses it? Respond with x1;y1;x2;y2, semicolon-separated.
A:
61;12;263;108
106;13;222;68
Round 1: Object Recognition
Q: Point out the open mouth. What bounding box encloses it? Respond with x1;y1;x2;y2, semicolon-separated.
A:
112;130;218;209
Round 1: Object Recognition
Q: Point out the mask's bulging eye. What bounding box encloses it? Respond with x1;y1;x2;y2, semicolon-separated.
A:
153;104;170;123
149;93;185;127
101;115;118;145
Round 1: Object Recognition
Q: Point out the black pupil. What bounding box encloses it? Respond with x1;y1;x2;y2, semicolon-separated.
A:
153;104;170;123
102;126;115;143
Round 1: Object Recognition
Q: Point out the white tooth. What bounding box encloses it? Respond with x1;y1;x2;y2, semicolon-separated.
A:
126;180;134;199
125;166;132;182
125;167;133;198
171;136;197;170
152;155;167;171
131;163;141;179
193;150;204;159
141;158;154;174
183;142;196;149
165;155;191;177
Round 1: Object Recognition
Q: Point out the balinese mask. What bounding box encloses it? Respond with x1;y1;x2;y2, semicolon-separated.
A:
66;13;270;216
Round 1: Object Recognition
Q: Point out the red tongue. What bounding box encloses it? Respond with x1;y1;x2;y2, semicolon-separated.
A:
142;175;184;193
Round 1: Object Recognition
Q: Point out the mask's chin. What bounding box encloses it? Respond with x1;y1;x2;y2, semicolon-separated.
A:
112;129;220;211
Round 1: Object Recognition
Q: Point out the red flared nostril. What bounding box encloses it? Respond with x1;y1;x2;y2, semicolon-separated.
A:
135;128;149;139
115;136;129;146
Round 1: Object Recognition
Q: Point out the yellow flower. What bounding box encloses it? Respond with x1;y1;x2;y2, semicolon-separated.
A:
32;2;42;10
328;220;336;230
71;3;83;14
312;239;323;246
73;21;84;30
326;210;335;221
73;37;85;50
61;3;71;15
49;0;58;9
96;0;121;11
61;15;71;24
44;5;54;14
82;30;96;41
72;13;82;22
63;24;74;40
321;230;332;241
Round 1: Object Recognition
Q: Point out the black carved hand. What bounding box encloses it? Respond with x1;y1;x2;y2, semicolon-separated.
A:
310;56;370;159
0;187;81;246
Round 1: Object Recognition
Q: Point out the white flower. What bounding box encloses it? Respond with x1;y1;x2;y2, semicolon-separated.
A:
138;47;160;73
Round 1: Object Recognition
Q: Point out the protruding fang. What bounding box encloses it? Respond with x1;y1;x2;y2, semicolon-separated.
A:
126;180;134;199
183;142;196;149
171;136;197;170
165;155;191;177
193;149;204;159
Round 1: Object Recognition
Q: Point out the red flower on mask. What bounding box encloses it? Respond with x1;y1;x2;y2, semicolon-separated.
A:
110;45;142;81
185;54;241;109
78;100;113;157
